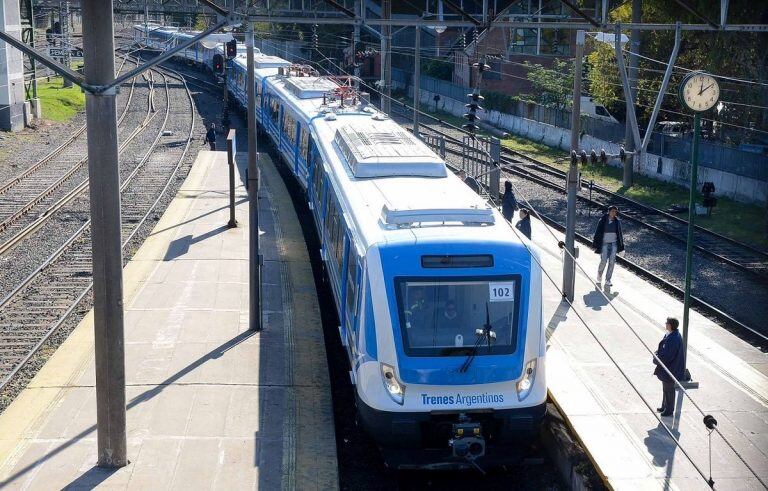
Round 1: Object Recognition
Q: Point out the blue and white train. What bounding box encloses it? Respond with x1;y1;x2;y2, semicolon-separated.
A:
134;24;547;468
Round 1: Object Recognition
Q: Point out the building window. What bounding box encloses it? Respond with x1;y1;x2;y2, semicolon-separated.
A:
508;0;571;57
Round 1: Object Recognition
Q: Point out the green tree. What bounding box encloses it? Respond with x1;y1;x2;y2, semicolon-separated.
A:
523;59;573;108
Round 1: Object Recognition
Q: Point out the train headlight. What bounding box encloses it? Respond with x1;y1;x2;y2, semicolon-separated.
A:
380;363;405;405
516;359;537;401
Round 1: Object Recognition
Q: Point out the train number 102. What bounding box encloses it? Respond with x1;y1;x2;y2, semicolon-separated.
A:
489;282;515;302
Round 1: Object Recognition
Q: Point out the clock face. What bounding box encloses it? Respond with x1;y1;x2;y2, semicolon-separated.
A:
680;72;720;112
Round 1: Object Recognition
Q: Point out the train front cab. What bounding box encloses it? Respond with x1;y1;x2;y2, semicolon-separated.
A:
354;240;546;468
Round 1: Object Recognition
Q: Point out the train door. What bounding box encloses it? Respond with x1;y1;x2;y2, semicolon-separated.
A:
343;245;361;360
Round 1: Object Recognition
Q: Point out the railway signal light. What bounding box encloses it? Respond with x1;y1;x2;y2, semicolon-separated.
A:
213;54;225;74
619;146;627;162
600;149;607;164
226;39;237;59
579;150;588;165
462;91;484;134
590;150;598;164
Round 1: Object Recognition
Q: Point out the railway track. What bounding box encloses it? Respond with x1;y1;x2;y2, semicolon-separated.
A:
0;66;196;392
0;56;152;249
389;102;768;344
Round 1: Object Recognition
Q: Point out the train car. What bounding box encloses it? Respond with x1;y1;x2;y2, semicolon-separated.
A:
133;24;232;68
133;29;546;469
260;71;546;469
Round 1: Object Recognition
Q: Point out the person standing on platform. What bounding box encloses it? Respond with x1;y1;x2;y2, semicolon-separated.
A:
501;180;518;222
515;208;532;240
204;123;217;151
653;317;686;417
592;205;624;287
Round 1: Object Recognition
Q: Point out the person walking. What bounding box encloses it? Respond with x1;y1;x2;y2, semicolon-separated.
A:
592;205;624;287
204;123;217;151
515;208;532;240
653;317;686;417
501;180;518;222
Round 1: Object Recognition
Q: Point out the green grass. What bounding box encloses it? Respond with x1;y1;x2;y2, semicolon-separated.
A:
37;77;85;121
501;136;768;248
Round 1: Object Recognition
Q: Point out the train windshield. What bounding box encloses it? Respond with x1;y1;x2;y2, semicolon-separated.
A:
395;277;520;357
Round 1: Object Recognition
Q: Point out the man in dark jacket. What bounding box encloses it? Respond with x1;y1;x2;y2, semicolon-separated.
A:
204;123;217;151
653;317;686;417
592;205;625;287
501;180;518;221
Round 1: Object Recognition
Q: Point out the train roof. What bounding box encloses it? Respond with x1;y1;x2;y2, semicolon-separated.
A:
262;72;519;255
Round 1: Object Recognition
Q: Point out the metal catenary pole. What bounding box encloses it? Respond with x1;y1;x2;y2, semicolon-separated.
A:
413;24;420;136
246;26;261;331
380;0;391;115
623;0;641;187
682;112;701;381
563;30;584;302
81;0;127;468
353;0;360;89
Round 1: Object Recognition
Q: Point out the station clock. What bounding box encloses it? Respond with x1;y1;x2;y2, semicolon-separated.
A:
679;72;720;113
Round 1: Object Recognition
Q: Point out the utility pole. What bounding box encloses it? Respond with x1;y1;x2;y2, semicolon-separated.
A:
413;24;420;136
623;0;641;187
353;0;360;89
380;0;391;115
563;30;585;302
246;25;261;332
681;112;702;387
81;0;127;468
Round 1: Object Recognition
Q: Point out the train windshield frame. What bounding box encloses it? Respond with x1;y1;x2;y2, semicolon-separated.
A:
394;275;521;357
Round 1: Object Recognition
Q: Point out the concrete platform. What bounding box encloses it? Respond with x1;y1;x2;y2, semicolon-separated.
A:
531;216;768;489
0;150;338;489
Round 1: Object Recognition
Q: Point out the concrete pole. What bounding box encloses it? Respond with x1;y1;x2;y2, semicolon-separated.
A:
623;0;641;187
246;26;261;332
81;0;127;468
563;30;585;302
353;0;360;89
380;0;391;115
413;25;420;136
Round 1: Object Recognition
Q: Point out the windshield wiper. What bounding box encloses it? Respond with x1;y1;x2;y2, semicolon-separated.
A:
459;303;495;373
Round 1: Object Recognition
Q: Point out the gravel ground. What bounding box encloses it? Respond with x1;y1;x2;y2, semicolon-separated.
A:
403;118;768;343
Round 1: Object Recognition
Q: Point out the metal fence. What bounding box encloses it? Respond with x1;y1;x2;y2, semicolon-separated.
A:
395;68;768;182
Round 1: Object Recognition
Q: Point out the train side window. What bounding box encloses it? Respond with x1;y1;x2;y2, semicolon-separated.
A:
312;154;323;208
299;126;310;162
324;194;335;238
345;252;359;321
256;82;262;106
270;98;280;124
283;112;297;145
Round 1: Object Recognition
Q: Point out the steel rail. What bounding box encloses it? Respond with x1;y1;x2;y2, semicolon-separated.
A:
0;56;135;196
0;70;168;256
